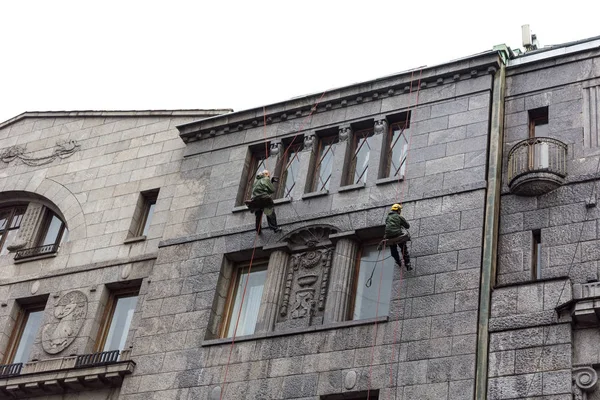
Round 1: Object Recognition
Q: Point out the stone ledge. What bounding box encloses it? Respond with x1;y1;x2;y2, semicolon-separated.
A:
0;360;135;399
302;190;329;200
123;235;146;244
202;315;388;347
13;253;57;265
376;176;404;186
338;182;366;193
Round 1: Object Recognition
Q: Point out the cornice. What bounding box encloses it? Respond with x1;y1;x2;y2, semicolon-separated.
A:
177;51;503;143
0;109;233;131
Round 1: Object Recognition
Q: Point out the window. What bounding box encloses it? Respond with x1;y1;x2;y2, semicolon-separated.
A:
528;107;550;169
37;210;67;247
322;390;379;400
385;120;410;178
4;301;46;365
0;206;26;256
222;263;267;338
276;140;303;199
532;230;542;280
347;128;374;185
311;135;337;192
243;151;269;202
97;289;139;352
127;190;159;241
139;191;157;237
351;244;394;320
529;106;549;138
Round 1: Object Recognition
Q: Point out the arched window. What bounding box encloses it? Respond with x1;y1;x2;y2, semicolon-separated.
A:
0;206;27;256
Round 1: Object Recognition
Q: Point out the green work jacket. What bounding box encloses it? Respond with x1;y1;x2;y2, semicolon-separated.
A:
385;211;410;238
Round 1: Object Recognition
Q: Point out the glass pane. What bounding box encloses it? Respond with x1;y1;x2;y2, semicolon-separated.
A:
103;295;139;352
141;203;156;236
534;122;548;137
1;229;19;256
282;149;301;198
0;209;10;231
41;215;64;246
10;209;25;229
353;134;373;184
13;310;44;364
353;245;394;320
226;266;267;338
315;141;334;191
389;126;409;177
245;156;267;199
61;228;70;244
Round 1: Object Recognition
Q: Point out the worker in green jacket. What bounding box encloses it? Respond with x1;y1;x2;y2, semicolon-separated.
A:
251;170;282;234
385;203;412;270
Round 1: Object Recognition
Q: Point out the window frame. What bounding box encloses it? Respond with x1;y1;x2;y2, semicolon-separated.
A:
347;128;375;185
3;302;45;365
36;209;67;248
0;206;26;256
310;134;337;193
95;287;140;353
528;106;549;138
137;191;158;237
385;121;410;179
276;142;303;199
243;151;269;203
532;229;542;280
220;261;268;338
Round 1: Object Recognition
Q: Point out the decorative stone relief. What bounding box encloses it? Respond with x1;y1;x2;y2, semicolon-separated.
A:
30;280;40;295
339;127;351;142
344;370;357;390
7;203;45;251
42;290;88;354
374;119;388;135
281;225;337;249
277;247;333;329
573;366;598;399
0;140;80;166
269;141;282;157
303;134;316;152
210;386;221;400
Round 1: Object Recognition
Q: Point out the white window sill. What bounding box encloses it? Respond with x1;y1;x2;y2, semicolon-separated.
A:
338;182;366;193
302;190;329;200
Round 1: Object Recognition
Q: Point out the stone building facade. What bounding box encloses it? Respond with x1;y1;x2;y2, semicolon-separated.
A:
0;36;598;400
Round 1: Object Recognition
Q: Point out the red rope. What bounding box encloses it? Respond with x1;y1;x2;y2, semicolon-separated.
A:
366;242;387;400
219;231;261;400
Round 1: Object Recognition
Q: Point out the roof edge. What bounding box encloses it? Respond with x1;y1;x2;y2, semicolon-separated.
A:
0;109;233;131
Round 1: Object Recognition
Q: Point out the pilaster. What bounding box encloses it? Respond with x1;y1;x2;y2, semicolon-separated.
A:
255;249;290;333
324;237;359;323
330;126;353;192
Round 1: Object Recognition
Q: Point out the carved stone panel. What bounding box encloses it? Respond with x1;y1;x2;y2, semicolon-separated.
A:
42;291;88;354
0;140;80;166
277;247;333;330
7;203;45;251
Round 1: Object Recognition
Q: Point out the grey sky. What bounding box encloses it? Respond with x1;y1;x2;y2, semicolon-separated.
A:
1;0;599;124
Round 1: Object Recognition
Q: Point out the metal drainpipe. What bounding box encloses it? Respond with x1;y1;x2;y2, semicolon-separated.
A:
474;62;506;400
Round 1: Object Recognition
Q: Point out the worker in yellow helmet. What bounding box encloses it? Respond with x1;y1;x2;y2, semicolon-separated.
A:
384;203;412;270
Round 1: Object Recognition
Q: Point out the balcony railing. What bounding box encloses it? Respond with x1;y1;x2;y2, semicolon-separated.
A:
14;243;59;261
75;350;120;368
0;363;22;378
507;137;567;196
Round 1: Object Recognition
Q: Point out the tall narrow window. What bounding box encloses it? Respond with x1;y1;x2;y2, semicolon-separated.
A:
4;301;46;364
277;143;302;199
348;128;374;185
311;135;337;192
0;206;26;256
222;263;267;338
529;107;549;169
243;152;268;202
97;289;139;352
387;122;409;178
139;192;157;237
532;230;542;280
351;244;394;320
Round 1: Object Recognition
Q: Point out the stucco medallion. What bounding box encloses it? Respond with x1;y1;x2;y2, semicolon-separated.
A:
210;386;221;400
42;290;88;354
30;280;40;295
344;370;357;389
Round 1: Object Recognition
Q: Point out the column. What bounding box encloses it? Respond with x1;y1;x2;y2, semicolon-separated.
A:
329;125;353;192
368;119;387;183
323;237;359;323
255;248;290;333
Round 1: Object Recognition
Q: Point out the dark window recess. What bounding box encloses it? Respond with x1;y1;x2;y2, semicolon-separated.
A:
75;350;120;368
139;191;158;237
322;390;379;400
0;206;26;256
244;151;269;201
0;362;23;378
532;230;542;280
14;210;66;260
529;106;549;138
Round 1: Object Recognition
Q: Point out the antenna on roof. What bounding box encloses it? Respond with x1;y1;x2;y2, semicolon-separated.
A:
522;24;541;52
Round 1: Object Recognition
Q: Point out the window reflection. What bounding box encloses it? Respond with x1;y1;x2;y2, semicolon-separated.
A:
350;129;374;184
279;145;301;198
225;265;267;338
389;123;409;178
12;308;44;364
352;245;394;320
103;295;139;352
0;207;26;256
313;136;336;192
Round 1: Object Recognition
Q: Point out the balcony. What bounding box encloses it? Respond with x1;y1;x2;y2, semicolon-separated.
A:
0;350;134;399
507;137;568;196
14;244;59;262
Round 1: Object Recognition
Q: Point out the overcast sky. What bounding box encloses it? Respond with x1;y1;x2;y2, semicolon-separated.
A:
1;1;599;124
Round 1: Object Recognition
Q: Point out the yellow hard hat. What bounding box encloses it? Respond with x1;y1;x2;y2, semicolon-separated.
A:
391;203;402;211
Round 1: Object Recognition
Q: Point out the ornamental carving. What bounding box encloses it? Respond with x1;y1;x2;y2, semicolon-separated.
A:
42;290;88;354
374;119;388;135
277;247;333;329
0;140;80;166
339;127;351;142
269;141;282;157
573;366;598;400
303;134;316;152
281;225;337;249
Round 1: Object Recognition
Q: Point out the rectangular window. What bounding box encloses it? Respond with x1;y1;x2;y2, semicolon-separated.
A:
222;263;267;338
0;207;26;256
97;289;139;352
4;301;46;364
348;128;374;185
528;107;550;169
243;152;268;202
351;244;394;320
139;191;158;237
386;122;409;178
311;135;337;192
277;142;302;199
532;230;542;280
529;106;549;138
322;390;379;399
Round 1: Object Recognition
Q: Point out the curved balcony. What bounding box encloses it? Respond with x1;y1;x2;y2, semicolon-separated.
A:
507;137;567;196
